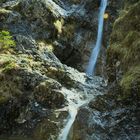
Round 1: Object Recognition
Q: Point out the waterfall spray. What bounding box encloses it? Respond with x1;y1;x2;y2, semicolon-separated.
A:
86;0;108;76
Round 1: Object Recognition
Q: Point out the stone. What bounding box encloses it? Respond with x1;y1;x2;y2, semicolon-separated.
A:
34;79;65;108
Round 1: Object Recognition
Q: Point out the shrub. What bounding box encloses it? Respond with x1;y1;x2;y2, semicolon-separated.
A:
0;30;16;50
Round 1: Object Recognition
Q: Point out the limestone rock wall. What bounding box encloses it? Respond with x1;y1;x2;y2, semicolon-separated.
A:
72;1;140;139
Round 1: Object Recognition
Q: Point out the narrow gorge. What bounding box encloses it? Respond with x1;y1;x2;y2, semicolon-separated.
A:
0;0;140;140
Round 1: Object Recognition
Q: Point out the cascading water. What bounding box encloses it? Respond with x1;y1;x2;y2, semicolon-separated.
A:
58;88;88;140
86;0;108;76
57;1;108;140
57;74;106;140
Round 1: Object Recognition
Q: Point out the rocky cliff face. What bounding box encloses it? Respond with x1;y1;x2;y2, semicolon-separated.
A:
0;0;140;140
107;0;140;101
0;0;107;139
72;0;140;140
0;0;102;72
0;0;122;74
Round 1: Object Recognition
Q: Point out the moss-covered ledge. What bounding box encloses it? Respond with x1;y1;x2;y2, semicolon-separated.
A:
107;1;140;102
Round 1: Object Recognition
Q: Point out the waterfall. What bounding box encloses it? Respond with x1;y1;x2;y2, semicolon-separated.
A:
86;0;108;76
58;75;106;140
57;1;108;140
58;88;89;140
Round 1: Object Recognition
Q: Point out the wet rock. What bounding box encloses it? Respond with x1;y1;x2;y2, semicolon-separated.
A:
34;79;65;108
72;1;140;139
72;91;140;140
0;0;100;72
0;30;105;139
0;0;123;76
33;119;59;140
0;0;139;140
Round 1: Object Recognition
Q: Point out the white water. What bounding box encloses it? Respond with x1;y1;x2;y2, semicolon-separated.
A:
86;0;108;76
58;88;90;140
56;71;106;140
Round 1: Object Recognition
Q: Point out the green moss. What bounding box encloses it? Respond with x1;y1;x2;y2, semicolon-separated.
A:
110;1;140;44
0;55;22;104
0;54;17;72
122;32;140;68
2;61;19;72
0;73;22;105
108;1;140;67
0;30;16;51
107;1;140;102
120;66;140;99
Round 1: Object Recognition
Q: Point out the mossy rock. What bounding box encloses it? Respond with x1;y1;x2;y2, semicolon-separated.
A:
0;72;22;105
47;66;76;87
0;54;38;105
34;79;65;108
33;119;58;140
0;55;22;105
107;1;140;102
120;65;140;100
107;1;140;76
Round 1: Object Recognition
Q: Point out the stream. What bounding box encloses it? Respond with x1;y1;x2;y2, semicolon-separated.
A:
58;88;91;140
59;0;108;139
57;75;106;140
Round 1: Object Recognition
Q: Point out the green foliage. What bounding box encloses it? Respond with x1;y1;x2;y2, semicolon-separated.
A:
2;61;18;72
107;1;140;102
0;30;16;50
119;65;140;99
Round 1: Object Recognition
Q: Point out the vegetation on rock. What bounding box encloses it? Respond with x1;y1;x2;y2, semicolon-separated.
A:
107;1;140;101
0;30;15;50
